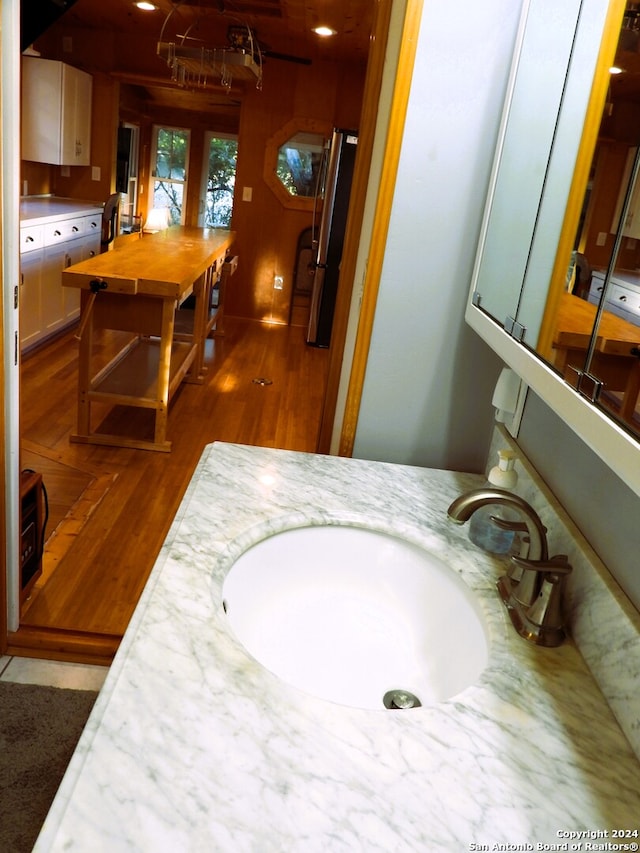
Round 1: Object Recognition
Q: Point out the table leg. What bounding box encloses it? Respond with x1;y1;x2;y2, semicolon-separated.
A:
154;298;176;447
76;289;94;439
620;361;640;424
189;269;208;382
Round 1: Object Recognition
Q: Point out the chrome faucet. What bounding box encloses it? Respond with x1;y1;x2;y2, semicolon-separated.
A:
447;488;572;647
447;489;548;560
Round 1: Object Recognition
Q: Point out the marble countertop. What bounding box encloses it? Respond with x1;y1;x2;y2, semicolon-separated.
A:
35;443;640;851
20;196;103;226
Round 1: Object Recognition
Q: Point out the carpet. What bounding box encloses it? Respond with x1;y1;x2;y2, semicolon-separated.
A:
0;681;98;852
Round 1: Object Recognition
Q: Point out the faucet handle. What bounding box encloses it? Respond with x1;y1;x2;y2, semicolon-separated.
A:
524;558;573;647
510;553;572;576
490;516;546;535
504;554;572;609
489;516;529;533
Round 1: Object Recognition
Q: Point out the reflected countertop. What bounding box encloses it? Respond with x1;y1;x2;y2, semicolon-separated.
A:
20;196;103;226
34;442;640;851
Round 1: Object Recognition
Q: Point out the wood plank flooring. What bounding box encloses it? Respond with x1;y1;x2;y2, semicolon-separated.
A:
11;318;329;663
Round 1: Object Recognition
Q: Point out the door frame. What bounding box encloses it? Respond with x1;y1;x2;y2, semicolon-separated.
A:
1;0;21;647
317;0;423;454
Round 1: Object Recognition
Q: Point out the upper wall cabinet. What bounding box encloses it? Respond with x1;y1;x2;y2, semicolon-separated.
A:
21;57;92;166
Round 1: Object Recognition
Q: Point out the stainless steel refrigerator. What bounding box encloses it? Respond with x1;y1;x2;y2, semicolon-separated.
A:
307;128;359;347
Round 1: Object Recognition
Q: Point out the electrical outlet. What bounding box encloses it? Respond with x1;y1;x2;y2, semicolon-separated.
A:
242;186;253;202
596;231;607;246
274;275;284;290
91;166;101;181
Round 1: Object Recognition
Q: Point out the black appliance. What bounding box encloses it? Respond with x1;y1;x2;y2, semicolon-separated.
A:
20;470;47;603
21;0;79;53
116;127;132;195
307;128;358;348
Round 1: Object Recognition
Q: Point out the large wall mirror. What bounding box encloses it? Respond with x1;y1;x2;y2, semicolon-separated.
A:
467;0;640;496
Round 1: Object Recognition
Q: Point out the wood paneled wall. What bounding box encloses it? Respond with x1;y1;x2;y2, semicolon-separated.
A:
229;60;365;323
21;25;366;324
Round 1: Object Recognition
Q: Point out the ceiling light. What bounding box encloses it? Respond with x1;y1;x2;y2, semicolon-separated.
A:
313;26;337;37
135;2;158;10
609;66;624;74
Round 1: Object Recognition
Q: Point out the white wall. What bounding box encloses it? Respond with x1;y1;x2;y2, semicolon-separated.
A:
351;0;524;472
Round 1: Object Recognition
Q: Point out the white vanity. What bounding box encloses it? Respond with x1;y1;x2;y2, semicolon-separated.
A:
34;439;640;851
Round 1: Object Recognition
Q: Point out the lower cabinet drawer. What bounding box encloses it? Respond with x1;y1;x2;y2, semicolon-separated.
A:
608;283;640;321
20;225;43;253
43;216;85;246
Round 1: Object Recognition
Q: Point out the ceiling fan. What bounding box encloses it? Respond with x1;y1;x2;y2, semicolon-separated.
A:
160;1;311;75
226;24;311;66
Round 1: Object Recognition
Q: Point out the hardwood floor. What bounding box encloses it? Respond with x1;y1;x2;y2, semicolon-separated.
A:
10;318;329;664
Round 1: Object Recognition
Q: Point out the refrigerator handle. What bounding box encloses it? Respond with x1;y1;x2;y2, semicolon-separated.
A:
311;141;330;254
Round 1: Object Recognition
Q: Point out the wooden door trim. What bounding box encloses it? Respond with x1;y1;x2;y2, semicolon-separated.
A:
317;0;424;457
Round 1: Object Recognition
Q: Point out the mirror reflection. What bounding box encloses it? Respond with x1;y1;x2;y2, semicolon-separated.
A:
471;0;584;328
473;1;640;443
543;2;640;439
276;132;326;197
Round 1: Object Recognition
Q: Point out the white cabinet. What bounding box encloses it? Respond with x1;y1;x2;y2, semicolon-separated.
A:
21;57;92;166
20;206;102;351
588;270;640;327
20;248;44;351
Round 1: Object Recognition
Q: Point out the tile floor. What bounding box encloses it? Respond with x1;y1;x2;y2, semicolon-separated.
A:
0;655;108;691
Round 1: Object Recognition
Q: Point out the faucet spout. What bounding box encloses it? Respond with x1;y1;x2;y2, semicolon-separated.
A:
447;488;548;561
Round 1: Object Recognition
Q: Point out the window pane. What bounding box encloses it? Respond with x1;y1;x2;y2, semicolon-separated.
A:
155;129;188;181
205;137;238;228
153;181;183;224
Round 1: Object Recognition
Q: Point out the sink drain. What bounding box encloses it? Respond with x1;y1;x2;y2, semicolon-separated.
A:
383;689;422;710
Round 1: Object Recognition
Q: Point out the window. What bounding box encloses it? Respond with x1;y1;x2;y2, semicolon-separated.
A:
150;125;190;225
199;132;238;228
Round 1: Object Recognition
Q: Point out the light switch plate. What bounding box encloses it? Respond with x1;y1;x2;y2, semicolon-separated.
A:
91;166;101;181
242;186;252;202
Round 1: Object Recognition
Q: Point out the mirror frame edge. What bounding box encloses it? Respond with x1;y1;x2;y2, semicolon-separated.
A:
465;303;640;497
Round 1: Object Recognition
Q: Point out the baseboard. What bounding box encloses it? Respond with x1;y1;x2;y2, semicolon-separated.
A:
7;625;119;666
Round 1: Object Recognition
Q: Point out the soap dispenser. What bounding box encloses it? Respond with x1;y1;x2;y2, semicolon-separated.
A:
468;449;519;555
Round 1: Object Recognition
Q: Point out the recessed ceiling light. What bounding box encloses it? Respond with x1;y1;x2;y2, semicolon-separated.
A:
313;26;337;37
609;65;624;74
135;2;158;10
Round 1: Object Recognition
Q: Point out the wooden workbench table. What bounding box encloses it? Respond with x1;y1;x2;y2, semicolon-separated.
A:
62;226;234;452
552;292;640;424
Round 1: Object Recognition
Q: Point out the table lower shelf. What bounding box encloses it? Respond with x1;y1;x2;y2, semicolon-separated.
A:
71;336;198;452
89;337;196;405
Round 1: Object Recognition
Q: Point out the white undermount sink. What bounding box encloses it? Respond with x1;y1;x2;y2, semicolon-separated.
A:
222;525;489;710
